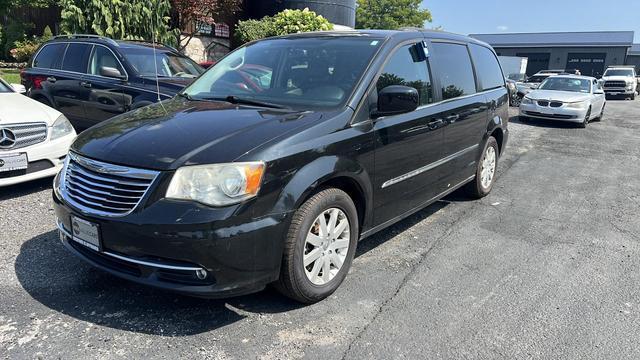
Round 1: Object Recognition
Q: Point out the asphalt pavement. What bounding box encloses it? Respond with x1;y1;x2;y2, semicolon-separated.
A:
1;99;639;359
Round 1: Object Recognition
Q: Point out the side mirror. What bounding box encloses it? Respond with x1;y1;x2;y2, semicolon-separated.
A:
100;66;125;79
10;83;26;94
372;85;419;118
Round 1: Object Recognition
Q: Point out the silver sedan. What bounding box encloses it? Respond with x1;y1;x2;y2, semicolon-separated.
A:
519;75;606;128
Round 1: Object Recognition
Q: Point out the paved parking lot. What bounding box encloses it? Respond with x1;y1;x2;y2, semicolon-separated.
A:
1;99;640;359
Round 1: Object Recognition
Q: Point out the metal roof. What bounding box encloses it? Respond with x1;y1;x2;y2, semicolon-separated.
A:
469;31;634;48
630;44;640;55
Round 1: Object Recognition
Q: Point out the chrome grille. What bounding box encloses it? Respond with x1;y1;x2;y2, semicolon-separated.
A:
537;100;549;107
61;153;159;216
549;101;563;108
0;122;47;150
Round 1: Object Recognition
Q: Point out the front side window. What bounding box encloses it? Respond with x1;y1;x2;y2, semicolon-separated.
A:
184;37;383;109
469;44;505;91
376;43;433;106
431;43;477;100
539;77;591;93
61;43;92;73
88;46;125;77
33;43;66;69
122;48;203;78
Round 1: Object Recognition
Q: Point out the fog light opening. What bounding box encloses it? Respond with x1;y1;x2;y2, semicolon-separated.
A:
195;269;208;280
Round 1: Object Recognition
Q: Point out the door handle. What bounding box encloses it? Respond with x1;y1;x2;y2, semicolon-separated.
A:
46;76;56;83
445;114;459;123
427;119;444;130
80;81;92;88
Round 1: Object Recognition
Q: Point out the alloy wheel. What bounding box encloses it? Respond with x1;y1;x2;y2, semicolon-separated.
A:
303;208;350;285
480;146;496;189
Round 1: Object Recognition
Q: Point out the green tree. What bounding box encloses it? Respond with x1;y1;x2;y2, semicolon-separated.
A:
355;0;432;29
235;8;333;44
58;0;178;45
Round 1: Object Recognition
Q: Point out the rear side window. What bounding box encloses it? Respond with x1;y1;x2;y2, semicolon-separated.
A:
377;43;433;105
61;43;92;73
431;43;477;100
33;43;65;69
469;44;505;91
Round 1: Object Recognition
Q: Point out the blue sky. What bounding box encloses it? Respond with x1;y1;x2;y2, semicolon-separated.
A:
424;0;640;43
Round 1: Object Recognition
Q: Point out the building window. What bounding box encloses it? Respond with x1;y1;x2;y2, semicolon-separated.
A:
215;23;230;38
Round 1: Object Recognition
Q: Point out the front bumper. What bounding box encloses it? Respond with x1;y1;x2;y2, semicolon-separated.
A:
53;190;291;298
604;88;635;96
519;103;587;123
0;133;75;187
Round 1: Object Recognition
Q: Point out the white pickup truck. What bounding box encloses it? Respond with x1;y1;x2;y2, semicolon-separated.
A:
601;66;637;99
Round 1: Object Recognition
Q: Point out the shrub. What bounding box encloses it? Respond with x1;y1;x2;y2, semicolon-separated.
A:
10;39;40;62
235;8;333;44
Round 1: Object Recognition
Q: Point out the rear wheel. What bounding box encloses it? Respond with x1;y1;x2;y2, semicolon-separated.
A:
465;136;499;198
276;188;358;303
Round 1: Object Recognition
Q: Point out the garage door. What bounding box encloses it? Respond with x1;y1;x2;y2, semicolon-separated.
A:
566;53;606;77
516;53;550;76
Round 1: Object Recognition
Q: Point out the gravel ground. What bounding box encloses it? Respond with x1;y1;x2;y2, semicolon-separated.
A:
1;99;639;359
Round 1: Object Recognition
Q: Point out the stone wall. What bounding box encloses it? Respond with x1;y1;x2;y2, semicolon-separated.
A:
180;35;231;63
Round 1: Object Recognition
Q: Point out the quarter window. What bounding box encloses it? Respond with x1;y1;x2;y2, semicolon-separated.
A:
431;43;477;100
469;44;505;91
376;43;433;106
33;43;65;69
61;43;92;73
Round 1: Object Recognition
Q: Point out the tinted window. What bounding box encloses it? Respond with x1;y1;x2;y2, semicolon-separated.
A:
0;79;12;92
61;43;91;73
88;46;125;76
376;44;433;105
432;43;476;100
33;43;65;69
470;44;504;91
122;48;203;78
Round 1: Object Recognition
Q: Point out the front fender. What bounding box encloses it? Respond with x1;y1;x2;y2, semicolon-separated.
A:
271;155;373;229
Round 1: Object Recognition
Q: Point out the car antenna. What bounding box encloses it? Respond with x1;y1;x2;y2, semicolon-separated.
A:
149;3;167;114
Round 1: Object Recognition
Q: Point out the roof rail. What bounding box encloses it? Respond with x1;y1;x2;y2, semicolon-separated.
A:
52;34;119;46
121;39;179;53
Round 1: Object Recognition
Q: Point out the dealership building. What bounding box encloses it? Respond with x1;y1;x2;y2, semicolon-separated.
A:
470;31;637;77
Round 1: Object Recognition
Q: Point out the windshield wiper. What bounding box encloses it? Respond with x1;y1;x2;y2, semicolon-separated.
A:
200;95;290;109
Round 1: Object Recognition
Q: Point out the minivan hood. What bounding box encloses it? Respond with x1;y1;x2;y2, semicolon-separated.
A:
71;98;323;170
526;89;591;103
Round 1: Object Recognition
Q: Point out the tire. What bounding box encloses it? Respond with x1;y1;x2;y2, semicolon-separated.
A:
631;93;636;100
511;94;522;107
465;136;499;199
276;188;359;303
578;107;591;128
594;103;605;122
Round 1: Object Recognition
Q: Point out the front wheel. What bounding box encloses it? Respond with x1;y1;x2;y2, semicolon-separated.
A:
276;188;359;303
465;136;499;198
578;107;591;128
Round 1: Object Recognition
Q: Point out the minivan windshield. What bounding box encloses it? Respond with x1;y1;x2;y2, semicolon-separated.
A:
183;37;383;109
539;77;591;93
122;48;204;78
603;69;634;77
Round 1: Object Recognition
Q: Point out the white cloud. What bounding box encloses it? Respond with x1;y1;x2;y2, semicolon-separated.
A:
497;25;508;31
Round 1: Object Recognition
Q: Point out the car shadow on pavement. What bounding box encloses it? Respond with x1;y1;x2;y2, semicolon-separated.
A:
15;231;304;336
0;177;53;201
15;192;463;336
511;115;585;129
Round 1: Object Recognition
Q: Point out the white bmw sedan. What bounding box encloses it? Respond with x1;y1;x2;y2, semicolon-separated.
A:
0;77;76;187
519;75;606;128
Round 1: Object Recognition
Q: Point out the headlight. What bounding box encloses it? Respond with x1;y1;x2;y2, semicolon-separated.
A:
50;114;75;140
166;162;265;206
566;101;588;109
521;97;533;105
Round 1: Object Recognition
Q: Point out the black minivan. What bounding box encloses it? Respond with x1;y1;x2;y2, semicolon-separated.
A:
22;35;204;130
53;30;509;303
